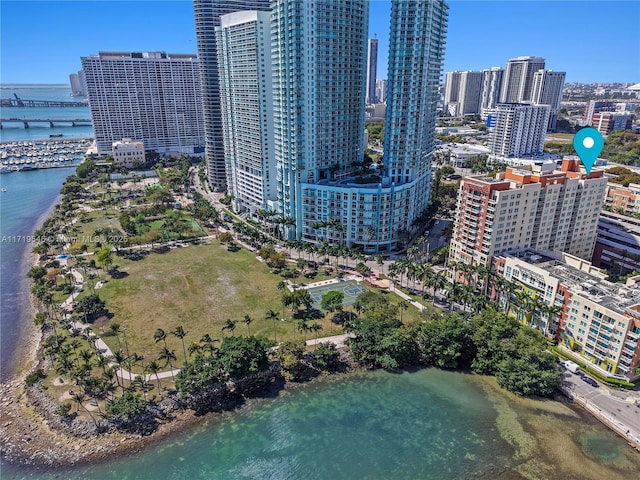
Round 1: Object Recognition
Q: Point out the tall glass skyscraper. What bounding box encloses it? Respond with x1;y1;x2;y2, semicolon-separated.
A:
271;0;448;252
193;0;271;192
366;37;378;104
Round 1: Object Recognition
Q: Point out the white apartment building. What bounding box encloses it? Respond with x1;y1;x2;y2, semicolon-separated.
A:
500;56;546;103
376;79;387;103
216;10;276;215
458;71;483;115
531;69;566;131
81;51;204;155
480;67;503;118
489;103;550;158
449;160;608;268
444;71;461;115
193;0;272;192
112;138;145;168
494;249;640;381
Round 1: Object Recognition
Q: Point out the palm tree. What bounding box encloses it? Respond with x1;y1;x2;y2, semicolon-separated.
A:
144;360;162;391
222;318;236;338
542;303;563;338
243;315;253;336
375;255;384;275
310;323;323;348
153;328;168;349
188;342;202;358
109;323;123;351
297;320;311;343
265;309;279;343
158;347;177;381
277;281;287;321
429;272;447;306
398;300;409;322
172;325;188;363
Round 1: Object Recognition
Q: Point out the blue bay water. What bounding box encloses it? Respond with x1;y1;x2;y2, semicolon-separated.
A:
4;369;640;479
0;84;93;142
0;166;76;378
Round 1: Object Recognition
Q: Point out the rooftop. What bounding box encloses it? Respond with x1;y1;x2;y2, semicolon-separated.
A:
503;249;640;316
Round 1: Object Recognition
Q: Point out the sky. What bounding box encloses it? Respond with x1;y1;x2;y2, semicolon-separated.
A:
1;0;639;85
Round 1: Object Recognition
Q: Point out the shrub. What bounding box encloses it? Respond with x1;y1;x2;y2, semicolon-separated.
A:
25;369;46;386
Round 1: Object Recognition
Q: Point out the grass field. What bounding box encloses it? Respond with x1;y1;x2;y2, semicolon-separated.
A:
545;133;574;144
90;243;351;366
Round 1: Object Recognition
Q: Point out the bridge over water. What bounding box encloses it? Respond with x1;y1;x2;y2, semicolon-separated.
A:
0;98;88;108
0;118;92;128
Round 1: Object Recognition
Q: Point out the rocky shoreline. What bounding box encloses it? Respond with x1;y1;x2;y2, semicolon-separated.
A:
0;356;287;468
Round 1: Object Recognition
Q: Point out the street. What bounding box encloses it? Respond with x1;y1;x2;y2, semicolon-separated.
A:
560;367;640;448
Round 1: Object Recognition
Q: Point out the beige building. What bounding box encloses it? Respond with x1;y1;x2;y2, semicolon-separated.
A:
449;159;608;269
494;249;640;381
112;139;145;168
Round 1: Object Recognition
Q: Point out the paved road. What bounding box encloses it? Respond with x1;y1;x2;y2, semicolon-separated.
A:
560;367;640;448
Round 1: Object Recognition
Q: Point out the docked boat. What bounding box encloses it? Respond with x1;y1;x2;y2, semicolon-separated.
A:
49;133;64;138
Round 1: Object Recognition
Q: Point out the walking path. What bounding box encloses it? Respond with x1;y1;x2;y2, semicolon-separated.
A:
305;333;353;348
58;267;181;382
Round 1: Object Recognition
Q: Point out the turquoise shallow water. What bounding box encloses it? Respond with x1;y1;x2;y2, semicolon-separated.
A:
4;369;639;480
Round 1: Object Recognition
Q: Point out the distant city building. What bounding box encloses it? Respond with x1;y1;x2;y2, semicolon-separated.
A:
375;79;387;103
193;0;272;192
112;138;145;168
489;103;550;158
366;36;379;104
457;71;483;115
493;249;640;381
593;209;640;276
69;73;82;96
616;102;638;113
444;71;461;115
216;10;276;215
77;70;87;96
584;100;616;124
500;56;545;103
531;69;565;131
366;103;386;119
480;67;503;117
591;112;633;135
81;51;204;155
449;160;607;269
603;182;640;216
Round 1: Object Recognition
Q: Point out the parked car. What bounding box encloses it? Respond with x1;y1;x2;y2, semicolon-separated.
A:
581;375;598;387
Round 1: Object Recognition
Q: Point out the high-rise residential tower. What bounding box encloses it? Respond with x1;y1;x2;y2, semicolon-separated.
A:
366;36;379;104
449;159;607;269
272;0;448;252
500;56;545;103
81;51;204;155
457;70;483;115
376;79;387;103
480;67;503;116
382;0;448;216
193;0;271;192
489;103;550;158
531;69;566;131
216;10;276;215
443;71;461;114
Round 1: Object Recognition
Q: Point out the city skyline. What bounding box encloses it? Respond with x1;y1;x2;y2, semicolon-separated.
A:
1;1;639;85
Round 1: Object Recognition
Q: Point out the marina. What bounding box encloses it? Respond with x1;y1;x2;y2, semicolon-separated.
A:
0;138;93;172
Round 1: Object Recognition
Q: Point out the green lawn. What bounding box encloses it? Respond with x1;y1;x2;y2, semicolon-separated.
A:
90;242;347;366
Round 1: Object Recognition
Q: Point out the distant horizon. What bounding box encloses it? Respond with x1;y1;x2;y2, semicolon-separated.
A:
1;1;639;84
